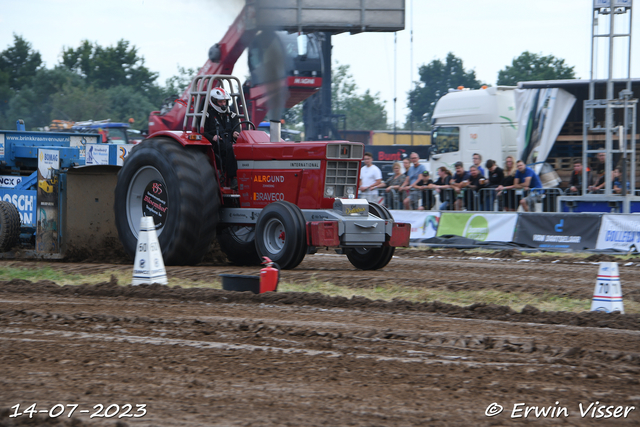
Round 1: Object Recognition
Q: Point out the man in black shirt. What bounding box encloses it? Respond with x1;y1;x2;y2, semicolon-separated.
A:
464;165;486;210
568;159;589;195
451;161;470;211
485;159;504;211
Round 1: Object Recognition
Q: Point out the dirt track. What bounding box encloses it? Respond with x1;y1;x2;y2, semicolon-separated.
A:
1;250;640;426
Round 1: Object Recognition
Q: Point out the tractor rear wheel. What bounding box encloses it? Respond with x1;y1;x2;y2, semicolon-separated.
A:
0;201;20;252
345;202;395;270
114;138;218;265
255;201;307;270
218;225;261;266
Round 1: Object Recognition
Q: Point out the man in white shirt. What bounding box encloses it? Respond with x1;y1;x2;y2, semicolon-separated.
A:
359;152;382;203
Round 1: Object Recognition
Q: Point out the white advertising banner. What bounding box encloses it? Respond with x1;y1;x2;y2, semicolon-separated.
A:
515;88;576;174
596;214;640;251
390;210;441;240
436;212;518;242
86;144;110;165
0;175;22;188
117;144;135;166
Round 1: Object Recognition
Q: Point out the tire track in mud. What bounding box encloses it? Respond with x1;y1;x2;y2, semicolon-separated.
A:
1;288;640;426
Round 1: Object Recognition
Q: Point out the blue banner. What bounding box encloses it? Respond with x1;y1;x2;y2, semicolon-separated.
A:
0;189;37;227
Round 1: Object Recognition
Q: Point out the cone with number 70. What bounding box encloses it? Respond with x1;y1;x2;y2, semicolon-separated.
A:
590;262;624;314
132;216;168;286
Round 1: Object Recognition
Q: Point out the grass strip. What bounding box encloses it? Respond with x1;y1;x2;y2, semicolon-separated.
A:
0;266;636;314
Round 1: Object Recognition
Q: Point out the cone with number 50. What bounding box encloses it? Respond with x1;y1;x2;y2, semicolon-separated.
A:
132;216;168;286
591;262;624;314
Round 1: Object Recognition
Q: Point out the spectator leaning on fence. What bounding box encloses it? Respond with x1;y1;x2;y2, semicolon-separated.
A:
431;166;454;210
485;159;504;211
400;152;426;210
588;171;606;193
416;170;435;210
464;165;487;210
567;159;590;195
379;162;406;208
451;161;471;211
612;166;630;194
515;160;543;212
499;156;518;211
472;153;486;177
359;152;382;203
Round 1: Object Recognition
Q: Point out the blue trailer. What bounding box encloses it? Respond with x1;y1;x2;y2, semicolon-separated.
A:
0;121;131;258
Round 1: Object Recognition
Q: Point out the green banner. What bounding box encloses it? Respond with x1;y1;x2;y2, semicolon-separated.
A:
436;212;517;242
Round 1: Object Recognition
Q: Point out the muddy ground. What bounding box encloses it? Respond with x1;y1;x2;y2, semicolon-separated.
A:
1;249;640;426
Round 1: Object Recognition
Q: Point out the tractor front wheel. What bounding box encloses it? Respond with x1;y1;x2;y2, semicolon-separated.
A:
255;201;307;270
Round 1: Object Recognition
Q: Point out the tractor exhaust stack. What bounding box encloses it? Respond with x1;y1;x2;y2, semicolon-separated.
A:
269;120;281;142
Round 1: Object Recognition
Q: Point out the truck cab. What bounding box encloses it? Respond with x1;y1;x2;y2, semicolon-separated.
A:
430;86;518;173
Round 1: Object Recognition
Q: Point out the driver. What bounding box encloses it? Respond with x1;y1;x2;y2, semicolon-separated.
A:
203;87;240;189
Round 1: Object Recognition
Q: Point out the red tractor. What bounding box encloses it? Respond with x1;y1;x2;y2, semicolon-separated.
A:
114;75;410;269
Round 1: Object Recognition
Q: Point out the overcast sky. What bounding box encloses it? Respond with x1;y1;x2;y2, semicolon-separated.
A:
1;0;638;127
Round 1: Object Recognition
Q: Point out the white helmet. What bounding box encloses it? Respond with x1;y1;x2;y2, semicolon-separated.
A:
210;87;231;113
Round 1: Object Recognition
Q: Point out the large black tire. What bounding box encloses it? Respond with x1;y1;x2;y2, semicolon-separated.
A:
114;138;219;265
0;201;20;252
218;225;261;266
345;202;395;270
255;201;307;270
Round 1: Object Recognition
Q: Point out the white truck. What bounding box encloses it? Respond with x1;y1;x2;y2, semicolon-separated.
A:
429;86;518;173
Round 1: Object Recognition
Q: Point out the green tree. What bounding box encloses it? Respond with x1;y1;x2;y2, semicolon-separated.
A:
497;51;575;86
0;67;84;129
49;84;110;123
406;53;483;130
0;34;42;90
162;66;197;98
283;104;303;130
104;85;157;129
61;39;158;92
332;63;387;130
0;35;43;126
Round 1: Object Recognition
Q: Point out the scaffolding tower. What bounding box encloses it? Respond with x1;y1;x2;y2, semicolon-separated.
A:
582;0;638;211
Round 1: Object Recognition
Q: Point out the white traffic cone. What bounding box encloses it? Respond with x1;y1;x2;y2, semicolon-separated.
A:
590;262;624;314
132;216;168;286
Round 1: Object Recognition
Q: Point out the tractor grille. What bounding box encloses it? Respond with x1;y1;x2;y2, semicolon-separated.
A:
325;161;359;198
326;143;364;159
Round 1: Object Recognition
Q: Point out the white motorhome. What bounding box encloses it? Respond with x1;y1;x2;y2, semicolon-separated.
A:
429;86;518;175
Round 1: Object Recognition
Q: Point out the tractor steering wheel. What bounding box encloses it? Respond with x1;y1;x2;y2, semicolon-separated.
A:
232;121;256;134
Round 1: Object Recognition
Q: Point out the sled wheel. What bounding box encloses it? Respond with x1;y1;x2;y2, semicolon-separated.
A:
345;202;395;270
218;225;261;266
255;201;306;270
0;201;21;252
114;138;219;265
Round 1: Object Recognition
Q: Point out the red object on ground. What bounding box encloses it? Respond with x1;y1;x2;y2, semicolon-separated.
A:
260;257;279;293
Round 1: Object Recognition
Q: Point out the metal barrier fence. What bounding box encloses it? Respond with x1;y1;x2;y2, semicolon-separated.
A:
374;187;566;212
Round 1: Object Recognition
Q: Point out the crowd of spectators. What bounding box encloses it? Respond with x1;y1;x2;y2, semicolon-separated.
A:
361;150;632;212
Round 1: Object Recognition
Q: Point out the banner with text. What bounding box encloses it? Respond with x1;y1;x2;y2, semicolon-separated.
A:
390;210;440;240
514;213;601;250
36;149;61;254
435;212;518;242
596;214;640;252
